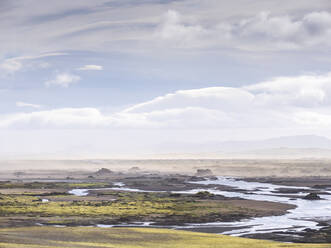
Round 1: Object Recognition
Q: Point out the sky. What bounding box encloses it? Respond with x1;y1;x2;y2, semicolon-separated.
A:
1;0;331;158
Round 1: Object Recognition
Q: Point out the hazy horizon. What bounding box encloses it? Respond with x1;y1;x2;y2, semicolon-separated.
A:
1;134;331;160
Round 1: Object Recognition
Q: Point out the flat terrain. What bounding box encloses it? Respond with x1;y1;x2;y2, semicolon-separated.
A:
0;227;331;248
1;162;331;245
1;158;331;177
0;180;293;227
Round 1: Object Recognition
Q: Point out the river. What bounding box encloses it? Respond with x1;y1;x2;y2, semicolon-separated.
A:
69;177;331;236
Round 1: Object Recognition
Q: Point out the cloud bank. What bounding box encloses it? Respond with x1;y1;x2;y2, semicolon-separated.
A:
2;72;331;130
1;1;331;56
155;10;331;51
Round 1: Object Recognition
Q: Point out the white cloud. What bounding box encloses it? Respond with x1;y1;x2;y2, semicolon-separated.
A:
16;102;42;109
45;73;81;88
0;59;23;74
245;73;331;107
77;64;103;71
0;53;67;74
225;11;331;50
2;72;331;131
154;10;205;48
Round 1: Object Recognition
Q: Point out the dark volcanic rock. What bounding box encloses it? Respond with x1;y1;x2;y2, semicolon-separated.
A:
303;193;321;200
95;168;113;176
195;169;214;177
189;176;205;181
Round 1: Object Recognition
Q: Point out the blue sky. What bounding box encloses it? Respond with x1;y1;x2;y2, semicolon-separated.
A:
1;0;331;157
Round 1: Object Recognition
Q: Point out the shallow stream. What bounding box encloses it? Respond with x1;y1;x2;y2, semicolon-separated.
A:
69;177;331;236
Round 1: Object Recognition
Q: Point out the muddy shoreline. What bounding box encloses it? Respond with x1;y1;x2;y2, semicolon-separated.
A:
243;176;331;187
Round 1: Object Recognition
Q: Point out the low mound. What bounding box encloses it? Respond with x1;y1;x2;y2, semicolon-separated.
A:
303;193;322;200
95;168;113;176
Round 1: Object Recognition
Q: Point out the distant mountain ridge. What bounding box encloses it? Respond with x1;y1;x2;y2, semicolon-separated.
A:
227;147;331;159
156;135;331;153
216;135;331;152
150;135;331;158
